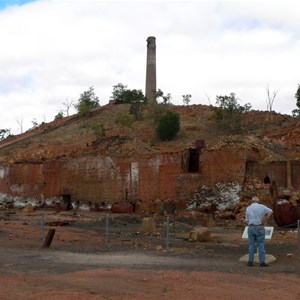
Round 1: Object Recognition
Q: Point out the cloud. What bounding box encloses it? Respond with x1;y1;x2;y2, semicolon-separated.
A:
0;0;300;134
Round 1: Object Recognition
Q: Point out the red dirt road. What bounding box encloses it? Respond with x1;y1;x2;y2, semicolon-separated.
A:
1;267;300;300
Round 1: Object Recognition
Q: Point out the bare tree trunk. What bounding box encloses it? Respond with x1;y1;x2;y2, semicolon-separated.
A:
266;83;279;112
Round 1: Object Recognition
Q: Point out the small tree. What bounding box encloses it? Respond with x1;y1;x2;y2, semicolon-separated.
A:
0;128;11;140
31;118;38;129
182;94;192;105
292;84;300;117
110;83;147;120
110;83;127;103
216;93;239;112
54;111;64;120
215;93;251;132
156;111;180;141
155;89;172;104
110;83;146;104
74;86;100;117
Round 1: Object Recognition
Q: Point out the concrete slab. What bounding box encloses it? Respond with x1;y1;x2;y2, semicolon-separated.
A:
239;253;277;264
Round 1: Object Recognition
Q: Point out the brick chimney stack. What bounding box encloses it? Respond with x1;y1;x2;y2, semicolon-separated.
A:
145;36;156;103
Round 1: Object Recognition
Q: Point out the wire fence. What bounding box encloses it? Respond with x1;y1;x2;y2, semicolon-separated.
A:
34;210;300;253
1;208;299;259
34;210;198;252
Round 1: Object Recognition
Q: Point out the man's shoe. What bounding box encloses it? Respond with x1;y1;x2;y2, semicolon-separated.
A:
247;262;253;266
259;262;269;267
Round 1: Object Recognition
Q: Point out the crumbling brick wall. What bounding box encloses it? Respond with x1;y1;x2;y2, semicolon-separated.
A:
1;145;294;212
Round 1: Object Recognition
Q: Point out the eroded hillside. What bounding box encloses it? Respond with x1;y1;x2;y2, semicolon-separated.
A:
0;103;300;213
0;103;298;162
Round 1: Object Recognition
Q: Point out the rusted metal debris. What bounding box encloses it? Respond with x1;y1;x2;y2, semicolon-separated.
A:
273;196;300;228
111;203;135;213
271;181;300;228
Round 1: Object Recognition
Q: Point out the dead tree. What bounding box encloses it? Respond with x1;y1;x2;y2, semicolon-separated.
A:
15;115;24;134
265;84;279;112
62;98;74;116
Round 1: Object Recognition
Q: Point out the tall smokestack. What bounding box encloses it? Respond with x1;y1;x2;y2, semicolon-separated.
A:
145;36;156;103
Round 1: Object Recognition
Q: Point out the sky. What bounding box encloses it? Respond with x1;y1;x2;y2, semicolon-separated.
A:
1;0;300;134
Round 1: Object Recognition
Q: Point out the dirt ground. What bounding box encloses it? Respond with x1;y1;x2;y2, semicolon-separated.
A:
0;209;300;300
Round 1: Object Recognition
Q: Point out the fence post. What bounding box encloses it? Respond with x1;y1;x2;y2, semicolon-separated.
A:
166;216;170;252
40;208;45;241
105;214;109;245
296;220;300;274
42;229;56;248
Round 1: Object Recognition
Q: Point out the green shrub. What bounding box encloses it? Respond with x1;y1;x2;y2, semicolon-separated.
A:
156;111;180;141
92;123;106;138
74;86;100;117
54;111;64;120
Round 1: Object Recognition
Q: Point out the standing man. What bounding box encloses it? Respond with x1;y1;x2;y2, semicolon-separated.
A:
245;196;273;267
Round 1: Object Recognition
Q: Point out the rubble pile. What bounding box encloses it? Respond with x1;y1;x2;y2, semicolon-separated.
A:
187;182;242;211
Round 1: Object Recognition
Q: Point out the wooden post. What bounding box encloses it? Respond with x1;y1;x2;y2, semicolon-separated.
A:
42;229;56;248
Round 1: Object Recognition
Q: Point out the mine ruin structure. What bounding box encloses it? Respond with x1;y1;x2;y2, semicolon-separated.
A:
0;113;300;219
0;140;245;211
0;35;300;224
145;36;156;103
246;160;300;190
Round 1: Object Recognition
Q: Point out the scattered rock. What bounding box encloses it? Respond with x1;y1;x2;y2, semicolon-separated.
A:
23;204;34;212
140;217;156;234
188;226;211;242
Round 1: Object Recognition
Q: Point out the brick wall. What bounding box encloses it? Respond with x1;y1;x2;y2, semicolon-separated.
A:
1;146;294;211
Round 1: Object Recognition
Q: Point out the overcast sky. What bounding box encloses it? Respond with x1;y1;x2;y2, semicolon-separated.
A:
1;0;300;134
